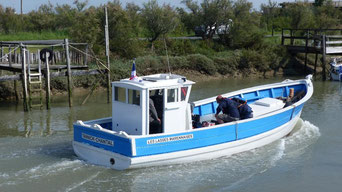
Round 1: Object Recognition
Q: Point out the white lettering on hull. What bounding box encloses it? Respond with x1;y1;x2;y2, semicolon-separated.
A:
147;134;194;144
82;133;114;146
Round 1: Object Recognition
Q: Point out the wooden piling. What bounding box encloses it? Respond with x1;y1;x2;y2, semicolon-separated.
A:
20;44;29;112
84;45;88;66
105;6;111;103
304;30;309;72
0;43;3;62
45;53;51;110
8;45;12;65
65;39;73;107
322;35;327;81
14;48;19;103
314;52;318;78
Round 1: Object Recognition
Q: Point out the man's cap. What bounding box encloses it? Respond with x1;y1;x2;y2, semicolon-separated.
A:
216;95;224;102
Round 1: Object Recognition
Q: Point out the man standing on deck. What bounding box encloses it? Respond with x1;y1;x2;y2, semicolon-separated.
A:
215;95;240;124
149;98;161;134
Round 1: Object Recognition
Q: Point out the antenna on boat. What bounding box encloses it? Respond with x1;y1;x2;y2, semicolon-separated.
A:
163;36;171;75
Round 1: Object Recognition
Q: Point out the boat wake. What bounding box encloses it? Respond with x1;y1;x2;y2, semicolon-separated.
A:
0;119;320;191
123;118;320;192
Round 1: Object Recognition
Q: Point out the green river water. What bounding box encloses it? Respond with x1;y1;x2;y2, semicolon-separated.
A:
0;76;341;192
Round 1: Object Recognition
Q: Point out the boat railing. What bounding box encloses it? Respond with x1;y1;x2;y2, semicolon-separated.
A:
75;120;130;138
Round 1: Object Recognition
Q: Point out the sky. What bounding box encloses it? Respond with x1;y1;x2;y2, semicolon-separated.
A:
0;0;296;13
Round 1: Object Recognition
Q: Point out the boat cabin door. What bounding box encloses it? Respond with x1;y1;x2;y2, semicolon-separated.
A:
149;86;190;134
163;87;189;133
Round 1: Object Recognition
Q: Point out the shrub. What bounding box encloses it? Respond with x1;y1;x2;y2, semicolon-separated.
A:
186;54;217;75
213;56;239;75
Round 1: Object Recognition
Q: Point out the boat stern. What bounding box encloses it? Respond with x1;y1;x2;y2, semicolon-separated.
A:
72;119;135;170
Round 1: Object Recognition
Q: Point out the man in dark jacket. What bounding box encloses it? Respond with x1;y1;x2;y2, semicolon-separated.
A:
231;98;253;120
215;95;240;124
149;98;161;134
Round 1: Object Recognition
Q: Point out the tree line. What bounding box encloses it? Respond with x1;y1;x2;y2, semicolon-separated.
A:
0;0;341;66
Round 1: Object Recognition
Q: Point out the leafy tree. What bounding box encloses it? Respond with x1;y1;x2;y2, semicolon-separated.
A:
141;0;178;43
28;3;56;32
314;0;325;7
229;0;264;48
69;6;100;46
260;0;279;31
96;1;142;58
0;6;23;33
126;3;142;37
55;4;77;30
314;0;341;29
73;0;89;12
177;7;197;34
282;2;315;30
183;0;233;39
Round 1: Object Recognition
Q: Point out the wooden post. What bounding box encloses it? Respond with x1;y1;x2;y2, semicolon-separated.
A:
65;39;73;107
304;30;309;72
8;45;12;65
314;52;318;78
105;6;111;103
27;50;30;65
272;25;274;37
28;50;32;109
51;46;54;65
290;29;294;45
281;29;284;45
21;44;29;112
322;35;327;81
14;48;17;63
13;48;19;103
45;52;51;110
0;43;3;62
84;44;88;66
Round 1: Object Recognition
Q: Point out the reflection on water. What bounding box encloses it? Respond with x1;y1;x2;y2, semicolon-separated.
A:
0;76;340;192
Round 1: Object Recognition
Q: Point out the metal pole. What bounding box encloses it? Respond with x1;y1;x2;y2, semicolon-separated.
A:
21;0;23;15
104;6;111;103
21;43;29;111
65;39;73;107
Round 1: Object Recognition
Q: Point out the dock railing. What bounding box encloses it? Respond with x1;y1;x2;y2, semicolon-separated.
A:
281;28;342;80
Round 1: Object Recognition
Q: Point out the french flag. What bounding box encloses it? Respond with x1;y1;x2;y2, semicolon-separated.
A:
129;59;137;80
129;59;141;81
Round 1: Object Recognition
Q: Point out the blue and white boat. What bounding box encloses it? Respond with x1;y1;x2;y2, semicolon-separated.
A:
73;73;313;170
330;58;342;81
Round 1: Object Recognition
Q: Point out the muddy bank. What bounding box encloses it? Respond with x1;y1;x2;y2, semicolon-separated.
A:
1;53;315;101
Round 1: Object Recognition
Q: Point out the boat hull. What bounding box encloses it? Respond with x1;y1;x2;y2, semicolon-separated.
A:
73;113;301;170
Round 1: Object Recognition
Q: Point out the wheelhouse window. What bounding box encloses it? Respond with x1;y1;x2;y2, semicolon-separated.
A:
114;87;126;103
167;88;178;103
128;89;140;106
181;87;188;101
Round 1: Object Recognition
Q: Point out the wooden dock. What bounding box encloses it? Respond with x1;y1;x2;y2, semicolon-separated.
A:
0;39;109;111
0;63;88;73
281;28;342;80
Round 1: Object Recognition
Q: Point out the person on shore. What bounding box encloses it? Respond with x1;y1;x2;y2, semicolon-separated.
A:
215;95;240;124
